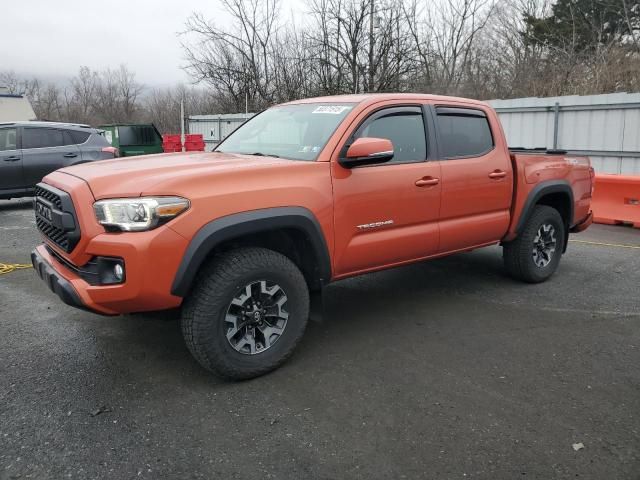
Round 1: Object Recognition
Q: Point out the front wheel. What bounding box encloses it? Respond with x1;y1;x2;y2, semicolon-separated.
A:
181;247;310;380
503;205;565;283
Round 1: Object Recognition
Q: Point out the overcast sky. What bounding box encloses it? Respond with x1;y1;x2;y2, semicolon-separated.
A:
0;0;302;88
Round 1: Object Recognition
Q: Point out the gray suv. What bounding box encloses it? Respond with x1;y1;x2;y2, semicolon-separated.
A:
0;122;118;199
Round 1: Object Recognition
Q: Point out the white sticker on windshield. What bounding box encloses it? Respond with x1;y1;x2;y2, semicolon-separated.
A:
312;105;352;114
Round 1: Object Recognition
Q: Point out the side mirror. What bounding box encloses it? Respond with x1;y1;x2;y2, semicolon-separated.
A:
339;137;394;168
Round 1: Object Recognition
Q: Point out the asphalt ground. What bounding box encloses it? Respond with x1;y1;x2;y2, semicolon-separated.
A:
1;197;639;480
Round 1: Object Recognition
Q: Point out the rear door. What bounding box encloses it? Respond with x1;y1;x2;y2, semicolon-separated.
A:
70;130;99;161
0;127;24;191
21;127;81;186
434;106;513;252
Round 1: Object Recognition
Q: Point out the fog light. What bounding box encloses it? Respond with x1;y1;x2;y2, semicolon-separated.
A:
114;264;124;281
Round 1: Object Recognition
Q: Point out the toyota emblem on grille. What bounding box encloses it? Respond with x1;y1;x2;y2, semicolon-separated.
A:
36;202;53;222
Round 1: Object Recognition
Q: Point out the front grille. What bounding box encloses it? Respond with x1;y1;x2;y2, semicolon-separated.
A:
36;216;70;251
34;183;81;253
34;185;62;209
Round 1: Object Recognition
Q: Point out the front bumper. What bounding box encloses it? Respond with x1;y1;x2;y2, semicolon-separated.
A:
31;248;104;315
32;224;189;315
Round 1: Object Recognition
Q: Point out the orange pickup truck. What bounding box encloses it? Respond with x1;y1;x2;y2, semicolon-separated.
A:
31;94;594;379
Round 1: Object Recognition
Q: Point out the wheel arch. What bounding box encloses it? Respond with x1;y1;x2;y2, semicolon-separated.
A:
516;181;574;252
171;207;331;297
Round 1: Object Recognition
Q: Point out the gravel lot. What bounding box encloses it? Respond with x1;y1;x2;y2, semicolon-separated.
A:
1;197;639;480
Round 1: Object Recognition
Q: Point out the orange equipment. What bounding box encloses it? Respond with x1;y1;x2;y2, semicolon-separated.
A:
592;174;640;228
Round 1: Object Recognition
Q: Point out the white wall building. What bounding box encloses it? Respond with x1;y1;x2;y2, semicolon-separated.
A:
0;87;37;122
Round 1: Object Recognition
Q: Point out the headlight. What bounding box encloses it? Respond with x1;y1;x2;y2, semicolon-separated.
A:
93;197;189;232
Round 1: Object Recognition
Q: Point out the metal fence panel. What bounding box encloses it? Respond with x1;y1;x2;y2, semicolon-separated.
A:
624;108;640;153
187;113;255;148
487;93;640;174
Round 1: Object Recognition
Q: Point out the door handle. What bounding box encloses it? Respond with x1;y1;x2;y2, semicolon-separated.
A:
488;170;507;179
63;153;78;158
415;177;440;187
3;156;20;162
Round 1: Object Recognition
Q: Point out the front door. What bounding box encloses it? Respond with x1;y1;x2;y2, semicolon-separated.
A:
331;105;442;277
0;127;24;192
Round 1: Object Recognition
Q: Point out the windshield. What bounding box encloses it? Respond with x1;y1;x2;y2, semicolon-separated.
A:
215;103;355;161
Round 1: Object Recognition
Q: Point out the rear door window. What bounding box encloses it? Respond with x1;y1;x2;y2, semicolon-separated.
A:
22;128;65;149
0;128;17;151
67;130;90;145
436;108;494;158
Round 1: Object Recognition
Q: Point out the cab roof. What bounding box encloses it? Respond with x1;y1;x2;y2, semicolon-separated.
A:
282;93;490;108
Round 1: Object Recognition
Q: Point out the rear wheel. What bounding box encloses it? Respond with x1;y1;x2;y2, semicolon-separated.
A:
181;247;310;380
503;205;565;283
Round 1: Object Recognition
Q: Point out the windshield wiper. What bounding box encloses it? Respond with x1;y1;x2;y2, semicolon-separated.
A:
249;152;280;158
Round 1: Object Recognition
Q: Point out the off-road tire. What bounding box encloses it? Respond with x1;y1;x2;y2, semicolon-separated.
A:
181;247;309;380
503;205;565;283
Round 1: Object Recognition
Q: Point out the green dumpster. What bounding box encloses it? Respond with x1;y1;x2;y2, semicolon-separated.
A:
98;124;164;157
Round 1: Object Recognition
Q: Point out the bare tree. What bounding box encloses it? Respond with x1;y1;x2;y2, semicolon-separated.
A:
143;85;222;133
69;66;98;124
182;0;281;112
0;71;21;94
306;0;418;94
35;84;63;121
426;0;495;93
91;65;144;123
0;71;40;97
117;65;144;120
4;0;638;130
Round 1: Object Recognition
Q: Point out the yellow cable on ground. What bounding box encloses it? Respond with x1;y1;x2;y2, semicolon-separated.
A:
569;239;640;249
0;263;33;275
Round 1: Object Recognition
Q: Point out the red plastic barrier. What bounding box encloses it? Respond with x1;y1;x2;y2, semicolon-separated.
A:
162;134;183;153
184;142;205;152
592;174;640;228
184;134;205;152
163;134;207;152
162;144;182;153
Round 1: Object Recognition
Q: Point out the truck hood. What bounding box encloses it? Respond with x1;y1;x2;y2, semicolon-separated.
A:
59;151;302;199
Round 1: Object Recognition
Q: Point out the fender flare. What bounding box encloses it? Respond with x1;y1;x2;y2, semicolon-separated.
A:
516;180;574;252
170;207;331;297
516;180;574;233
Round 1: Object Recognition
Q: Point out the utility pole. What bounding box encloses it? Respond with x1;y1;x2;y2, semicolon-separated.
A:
180;96;185;152
368;0;375;93
244;67;249;114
